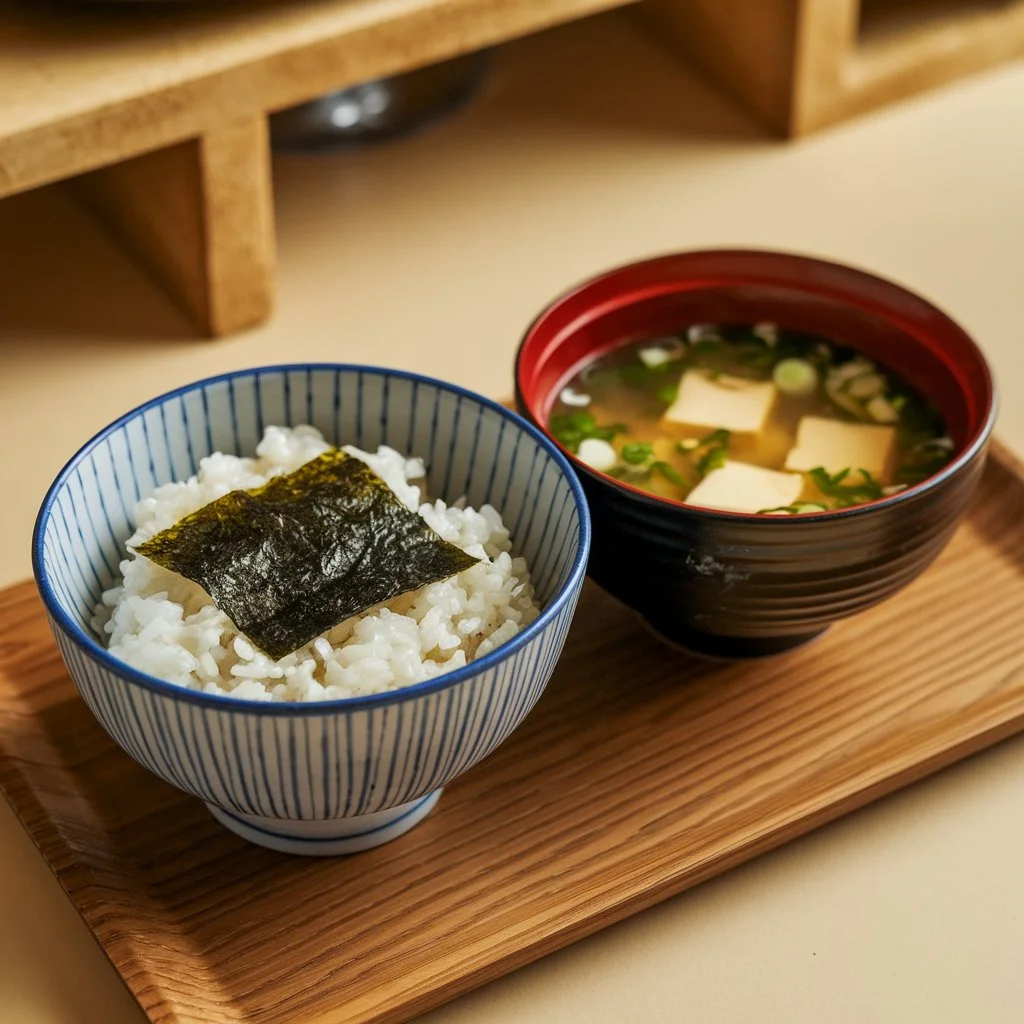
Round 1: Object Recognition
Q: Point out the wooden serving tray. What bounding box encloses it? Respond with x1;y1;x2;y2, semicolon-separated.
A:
2;441;1023;1024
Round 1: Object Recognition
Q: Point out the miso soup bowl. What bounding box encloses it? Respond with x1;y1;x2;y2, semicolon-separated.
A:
33;365;589;855
516;250;996;658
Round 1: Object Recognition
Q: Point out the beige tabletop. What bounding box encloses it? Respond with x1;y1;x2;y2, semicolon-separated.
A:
1;14;1023;1024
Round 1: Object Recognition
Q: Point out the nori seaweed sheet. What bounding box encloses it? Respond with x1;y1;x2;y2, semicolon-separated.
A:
134;449;479;660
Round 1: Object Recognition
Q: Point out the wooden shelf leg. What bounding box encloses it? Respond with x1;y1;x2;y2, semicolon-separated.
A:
69;117;276;337
635;0;804;136
635;0;859;137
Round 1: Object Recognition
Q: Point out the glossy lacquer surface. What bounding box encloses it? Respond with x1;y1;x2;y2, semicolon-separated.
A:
517;251;996;656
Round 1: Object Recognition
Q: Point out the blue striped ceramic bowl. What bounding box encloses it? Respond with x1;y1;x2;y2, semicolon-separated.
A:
33;365;590;856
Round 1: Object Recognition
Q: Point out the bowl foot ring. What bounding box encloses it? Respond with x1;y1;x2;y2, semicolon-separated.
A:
207;789;443;856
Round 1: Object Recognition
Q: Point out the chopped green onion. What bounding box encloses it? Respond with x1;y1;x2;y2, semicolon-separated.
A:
758;501;830;515
824;385;866;420
550;412;628;453
551;427;583;451
866;395;899;423
639;347;672;368
808;467;849;494
688;337;720;358
824;359;878;419
551;411;595;434
677;437;700;452
697;428;731;448
687;428;731;477
733;342;777;372
847;373;885;400
696;446;728;476
656;384;679;405
829;358;875;385
894;452;951;485
807;465;884;508
651;461;685;486
809;467;848;490
589;423;628;441
619;365;653;387
621;442;654;465
559;386;592;407
687;324;719;343
916;436;955;452
772;358;818;397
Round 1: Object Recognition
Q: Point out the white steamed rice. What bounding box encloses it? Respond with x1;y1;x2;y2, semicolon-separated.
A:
92;426;540;702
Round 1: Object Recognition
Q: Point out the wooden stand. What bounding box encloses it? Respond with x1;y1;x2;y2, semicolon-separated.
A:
3;0;1021;335
0;0;632;337
72;119;276;336
641;0;1024;136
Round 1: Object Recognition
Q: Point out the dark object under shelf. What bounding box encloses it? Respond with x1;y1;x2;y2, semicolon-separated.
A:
270;51;490;150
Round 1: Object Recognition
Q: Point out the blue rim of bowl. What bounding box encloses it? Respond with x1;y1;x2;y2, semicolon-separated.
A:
32;363;592;716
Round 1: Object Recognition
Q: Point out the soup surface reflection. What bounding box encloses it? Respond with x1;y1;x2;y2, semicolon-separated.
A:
548;323;953;515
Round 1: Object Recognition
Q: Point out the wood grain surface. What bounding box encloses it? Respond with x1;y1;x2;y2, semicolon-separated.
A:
641;0;1024;136
0;0;637;199
1;443;1023;1024
0;0;635;338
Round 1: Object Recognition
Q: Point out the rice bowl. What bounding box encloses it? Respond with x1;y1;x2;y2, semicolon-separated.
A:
34;364;589;854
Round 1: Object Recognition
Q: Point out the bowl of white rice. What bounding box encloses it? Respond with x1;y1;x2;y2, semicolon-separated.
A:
33;364;590;855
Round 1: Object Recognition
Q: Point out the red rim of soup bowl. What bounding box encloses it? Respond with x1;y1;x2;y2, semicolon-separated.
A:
515;249;996;519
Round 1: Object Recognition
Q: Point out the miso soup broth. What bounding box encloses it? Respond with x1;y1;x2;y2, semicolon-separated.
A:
548;323;954;515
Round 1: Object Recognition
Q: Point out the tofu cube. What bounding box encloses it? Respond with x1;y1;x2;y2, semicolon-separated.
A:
663;370;777;436
785;416;895;480
686;460;804;514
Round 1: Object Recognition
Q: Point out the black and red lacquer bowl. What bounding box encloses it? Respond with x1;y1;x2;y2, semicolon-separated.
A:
515;250;996;658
